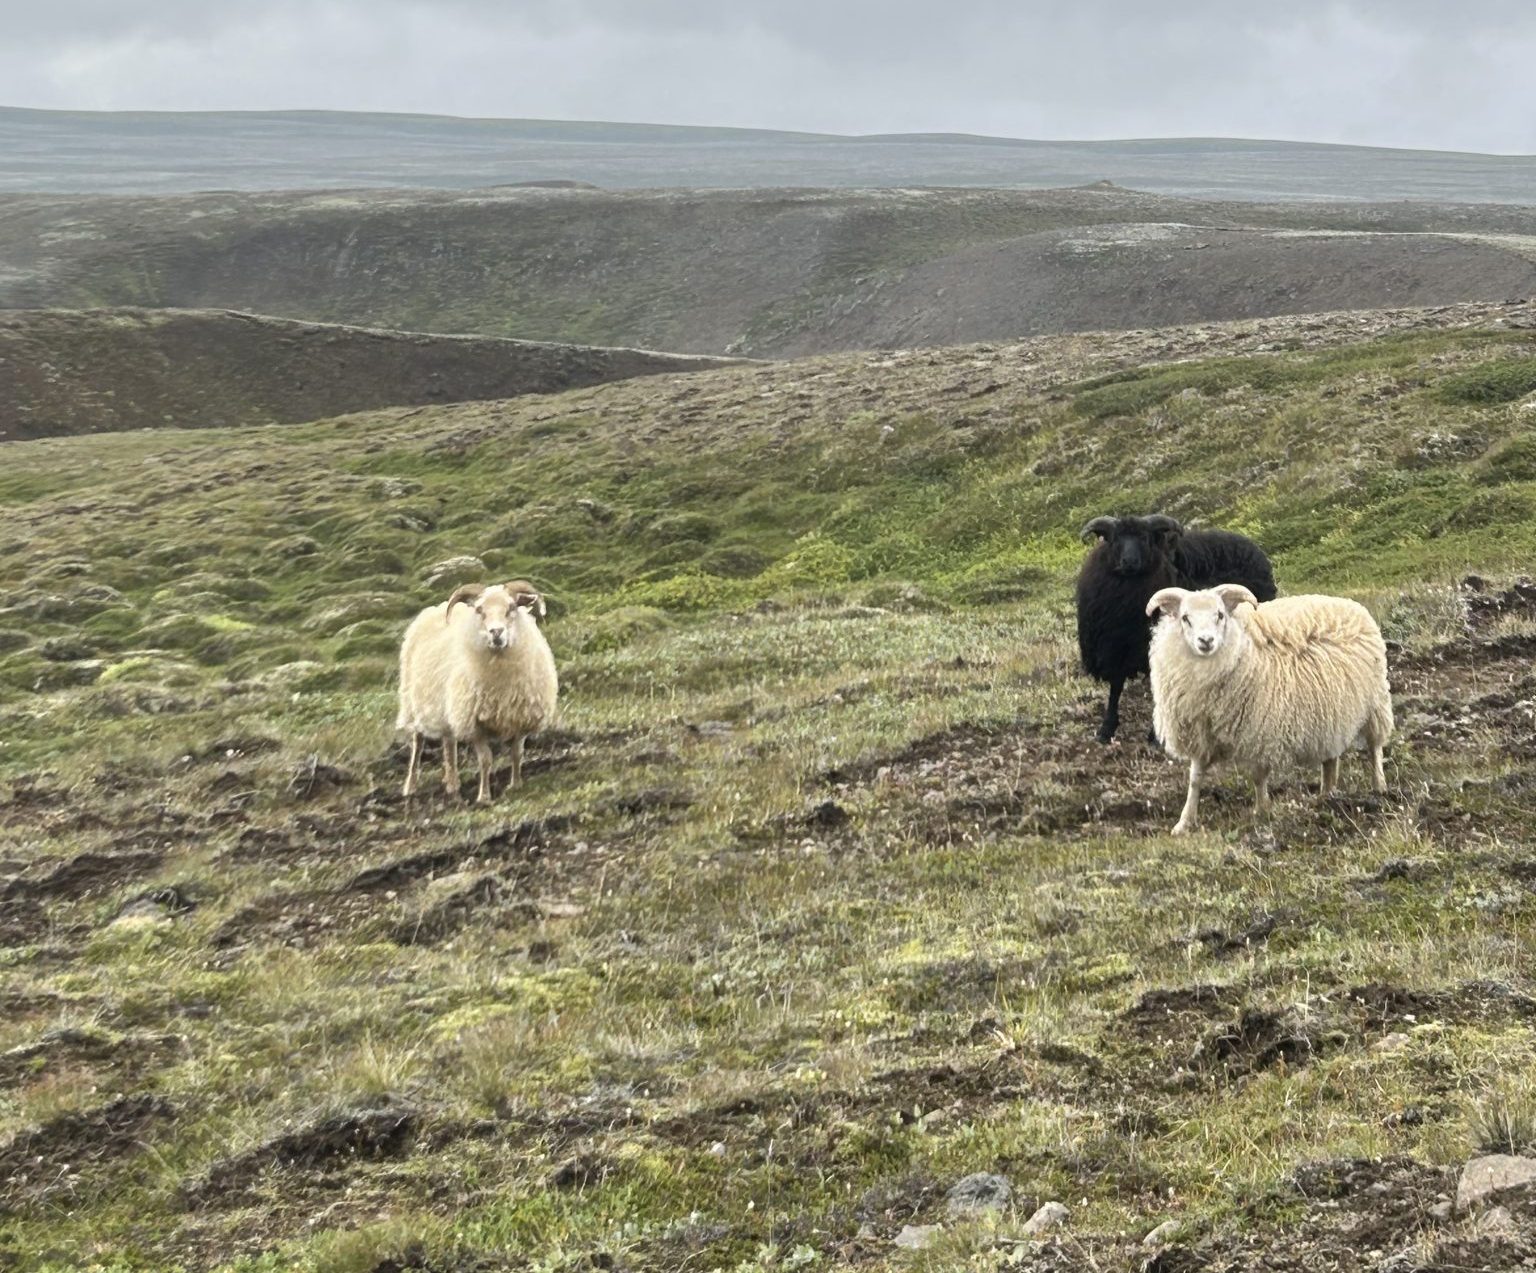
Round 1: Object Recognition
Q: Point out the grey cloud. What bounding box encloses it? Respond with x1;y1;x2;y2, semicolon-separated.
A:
2;0;1534;152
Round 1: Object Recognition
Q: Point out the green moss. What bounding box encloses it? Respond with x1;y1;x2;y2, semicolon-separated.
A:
1438;356;1536;404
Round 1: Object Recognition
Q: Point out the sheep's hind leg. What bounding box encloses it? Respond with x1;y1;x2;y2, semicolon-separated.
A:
1098;678;1125;744
1253;769;1271;819
472;736;495;805
1320;757;1339;797
507;735;525;791
442;737;461;801
403;732;424;798
1369;745;1386;794
1173;759;1204;835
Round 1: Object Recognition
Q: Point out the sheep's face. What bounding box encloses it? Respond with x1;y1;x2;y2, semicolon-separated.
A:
447;582;546;654
1082;515;1182;578
1147;585;1259;659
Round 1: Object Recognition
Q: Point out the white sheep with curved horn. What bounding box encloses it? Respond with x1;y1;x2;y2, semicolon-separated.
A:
396;579;558;803
1146;584;1393;834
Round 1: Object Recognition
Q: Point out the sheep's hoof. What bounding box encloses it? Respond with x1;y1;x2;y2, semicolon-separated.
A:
1171;821;1193;836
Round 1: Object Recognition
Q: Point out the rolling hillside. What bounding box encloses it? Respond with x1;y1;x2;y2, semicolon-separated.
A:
0;308;742;440
6;108;1536;203
4;299;1536;1269
5;185;1536;356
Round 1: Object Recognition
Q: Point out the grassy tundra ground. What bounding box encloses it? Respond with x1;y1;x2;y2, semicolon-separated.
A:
5;301;1536;1270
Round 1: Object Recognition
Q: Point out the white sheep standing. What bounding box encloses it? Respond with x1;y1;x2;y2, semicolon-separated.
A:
1145;584;1392;834
397;580;558;803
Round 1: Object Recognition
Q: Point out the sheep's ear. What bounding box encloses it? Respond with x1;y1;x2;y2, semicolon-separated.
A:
1214;584;1259;614
1146;587;1187;619
1081;517;1118;544
512;589;546;620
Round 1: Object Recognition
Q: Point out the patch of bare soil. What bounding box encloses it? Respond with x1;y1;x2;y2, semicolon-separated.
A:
0;1028;181;1090
185;1098;419;1206
0;307;745;442
0;1093;174;1206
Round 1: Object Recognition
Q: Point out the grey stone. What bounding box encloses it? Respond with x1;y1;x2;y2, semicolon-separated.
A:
1143;1219;1182;1247
424;555;486;587
1477;1204;1518;1238
1021;1201;1069;1235
1457;1154;1536;1212
893;1224;940;1250
945;1172;1012;1218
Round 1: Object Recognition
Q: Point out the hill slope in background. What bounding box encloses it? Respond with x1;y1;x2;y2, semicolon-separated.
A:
5;107;1536;202
4;300;1536;1268
0;307;743;440
5;185;1536;356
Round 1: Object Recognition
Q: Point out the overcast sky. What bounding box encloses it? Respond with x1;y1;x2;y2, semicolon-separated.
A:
4;0;1534;153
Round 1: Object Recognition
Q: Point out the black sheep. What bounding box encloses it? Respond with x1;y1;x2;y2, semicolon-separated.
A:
1076;514;1277;743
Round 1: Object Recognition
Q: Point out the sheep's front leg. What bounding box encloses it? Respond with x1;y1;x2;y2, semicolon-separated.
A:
442;736;461;800
507;735;525;791
403;732;424;798
1173;759;1204;835
472;736;495;805
1098;678;1125;744
1320;757;1339;796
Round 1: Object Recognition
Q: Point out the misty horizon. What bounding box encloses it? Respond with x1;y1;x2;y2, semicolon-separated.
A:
6;103;1536;158
6;1;1536;155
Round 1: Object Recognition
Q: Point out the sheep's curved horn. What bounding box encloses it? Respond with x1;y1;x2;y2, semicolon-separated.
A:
1080;516;1118;544
1146;587;1188;618
1213;584;1259;614
1143;515;1184;535
445;583;485;621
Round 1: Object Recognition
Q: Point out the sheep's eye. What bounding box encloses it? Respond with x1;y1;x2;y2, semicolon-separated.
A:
1181;615;1191;626
474;605;485;616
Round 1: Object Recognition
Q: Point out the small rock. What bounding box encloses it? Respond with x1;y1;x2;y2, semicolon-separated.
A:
1428;1199;1453;1222
893;1224;940;1250
689;720;734;738
856;1222;877;1241
708;1141;726;1157
1022;1201;1069;1235
424;555;486;588
1372;1032;1411;1052
1478;1204;1518;1238
110;899;175;927
1457;1154;1536;1212
1143;1219;1181;1247
945;1172;1012;1218
536;899;586;919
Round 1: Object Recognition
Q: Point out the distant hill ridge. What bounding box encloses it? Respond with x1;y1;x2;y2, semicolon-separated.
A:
0;307;746;441
5;185;1536;357
4;107;1536;199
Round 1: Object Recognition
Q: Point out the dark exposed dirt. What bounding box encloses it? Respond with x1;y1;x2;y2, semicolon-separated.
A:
0;1028;181;1091
0;1094;175;1206
186;1099;420;1206
0;307;746;441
